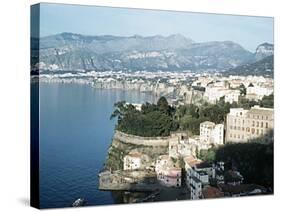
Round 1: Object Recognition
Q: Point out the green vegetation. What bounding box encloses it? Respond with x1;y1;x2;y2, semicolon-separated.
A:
111;97;178;137
215;142;273;189
260;94;274;108
198;148;216;162
111;94;273;137
175;100;230;135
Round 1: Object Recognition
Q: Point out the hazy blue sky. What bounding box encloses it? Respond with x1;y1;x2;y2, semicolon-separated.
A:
38;3;273;52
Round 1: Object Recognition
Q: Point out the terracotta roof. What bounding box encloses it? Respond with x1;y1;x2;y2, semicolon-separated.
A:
184;156;202;167
202;186;224;199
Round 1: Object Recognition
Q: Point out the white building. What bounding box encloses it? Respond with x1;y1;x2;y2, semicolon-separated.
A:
200;121;224;146
184;156;211;199
225;90;240;104
190;176;203;199
123;152;142;170
246;84;273;101
155;155;182;187
204;81;231;103
225;105;274;143
169;132;196;158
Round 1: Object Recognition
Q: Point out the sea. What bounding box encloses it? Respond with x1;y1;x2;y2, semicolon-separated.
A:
38;83;156;208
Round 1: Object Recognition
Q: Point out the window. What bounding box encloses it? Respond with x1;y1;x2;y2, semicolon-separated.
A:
230;134;232;138
251;128;255;134
261;122;263;128
257;129;259;135
252;121;255;127
256;122;259;127
266;122;268;128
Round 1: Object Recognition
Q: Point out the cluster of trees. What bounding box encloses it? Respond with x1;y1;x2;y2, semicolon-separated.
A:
110;97;178;137
111;93;273;137
198;148;216;162
197;139;273;189
216;142;273;189
175;101;230;135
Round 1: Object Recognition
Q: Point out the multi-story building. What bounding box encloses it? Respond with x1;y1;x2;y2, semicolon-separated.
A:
123;152;142;170
184;156;210;199
225;105;274;143
190;176;203;199
155;155;182;187
224;90;240;104
246;84;273;101
169;133;193;158
200;121;224;146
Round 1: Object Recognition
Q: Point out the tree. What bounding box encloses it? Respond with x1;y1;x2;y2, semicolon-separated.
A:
260;94;274;108
239;84;246;96
215;142;273;189
157;96;172;115
111;97;179;137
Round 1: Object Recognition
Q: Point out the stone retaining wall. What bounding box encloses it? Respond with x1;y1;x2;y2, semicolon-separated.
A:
113;131;176;147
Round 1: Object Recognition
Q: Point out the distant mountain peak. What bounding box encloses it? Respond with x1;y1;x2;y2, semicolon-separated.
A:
255;42;274;61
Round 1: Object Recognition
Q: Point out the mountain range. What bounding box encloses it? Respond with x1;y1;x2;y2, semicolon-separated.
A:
32;32;273;75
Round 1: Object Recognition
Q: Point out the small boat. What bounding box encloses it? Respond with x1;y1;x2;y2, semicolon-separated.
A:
72;198;86;207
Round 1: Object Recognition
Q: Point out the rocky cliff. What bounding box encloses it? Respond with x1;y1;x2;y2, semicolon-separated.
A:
105;131;170;170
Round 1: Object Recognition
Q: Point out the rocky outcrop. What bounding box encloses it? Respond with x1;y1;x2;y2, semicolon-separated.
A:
105;131;170;170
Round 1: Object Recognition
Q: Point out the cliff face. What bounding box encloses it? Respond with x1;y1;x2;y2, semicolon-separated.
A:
105;131;170;170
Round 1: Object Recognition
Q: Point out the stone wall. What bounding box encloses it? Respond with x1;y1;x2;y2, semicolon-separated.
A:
114;131;176;147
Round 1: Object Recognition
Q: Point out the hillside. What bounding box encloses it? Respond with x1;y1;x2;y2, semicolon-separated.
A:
33;32;255;72
226;55;273;77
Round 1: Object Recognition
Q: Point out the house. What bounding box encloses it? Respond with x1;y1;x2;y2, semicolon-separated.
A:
190;176;203;199
246;84;273;101
200;121;224;147
123;152;142;170
195;161;214;177
169;132;195;158
155;155;182;187
204;81;231;103
184;156;211;199
224;90;240;104
184;156;202;187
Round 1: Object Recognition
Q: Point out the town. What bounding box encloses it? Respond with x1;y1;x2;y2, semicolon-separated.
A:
94;70;274;202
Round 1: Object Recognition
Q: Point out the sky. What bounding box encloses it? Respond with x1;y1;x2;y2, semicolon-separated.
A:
36;3;273;52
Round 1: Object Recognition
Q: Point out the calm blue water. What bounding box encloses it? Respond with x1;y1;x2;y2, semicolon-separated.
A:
39;83;155;208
